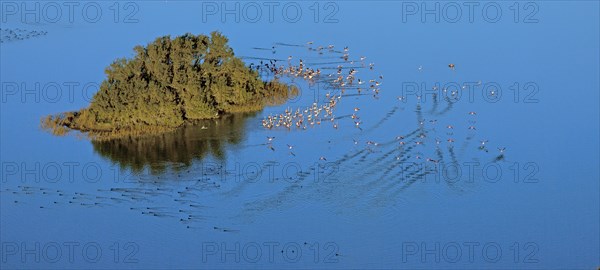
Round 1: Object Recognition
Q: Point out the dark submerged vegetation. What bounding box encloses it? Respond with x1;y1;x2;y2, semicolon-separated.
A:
42;32;297;140
92;112;256;175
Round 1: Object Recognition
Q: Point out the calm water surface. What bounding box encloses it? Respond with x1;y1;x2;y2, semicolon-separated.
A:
1;1;598;269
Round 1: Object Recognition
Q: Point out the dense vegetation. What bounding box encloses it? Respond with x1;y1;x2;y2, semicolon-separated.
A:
42;32;296;139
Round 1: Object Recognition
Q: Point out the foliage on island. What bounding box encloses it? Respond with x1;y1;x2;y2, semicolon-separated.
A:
42;32;297;139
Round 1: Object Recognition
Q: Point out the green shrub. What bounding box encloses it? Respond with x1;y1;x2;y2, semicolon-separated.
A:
42;32;296;139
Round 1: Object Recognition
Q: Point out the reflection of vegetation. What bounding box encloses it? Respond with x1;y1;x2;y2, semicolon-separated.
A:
92;112;255;174
42;32;297;139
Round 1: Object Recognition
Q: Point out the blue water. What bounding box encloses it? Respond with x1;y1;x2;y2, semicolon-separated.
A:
1;1;599;269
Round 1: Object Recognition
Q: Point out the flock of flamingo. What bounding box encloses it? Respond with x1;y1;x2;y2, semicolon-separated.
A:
244;41;505;166
0;28;48;43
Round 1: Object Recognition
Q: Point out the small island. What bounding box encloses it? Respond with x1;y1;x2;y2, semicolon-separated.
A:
42;32;297;139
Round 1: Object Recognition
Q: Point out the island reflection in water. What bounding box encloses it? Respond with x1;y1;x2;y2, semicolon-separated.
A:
91;112;256;175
